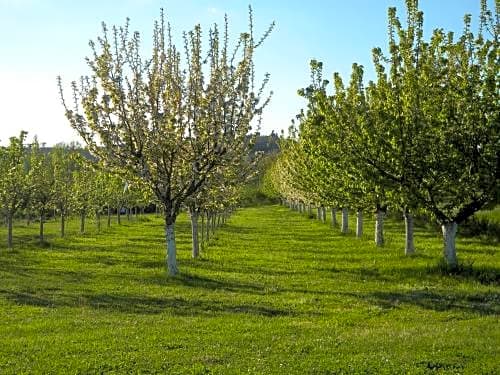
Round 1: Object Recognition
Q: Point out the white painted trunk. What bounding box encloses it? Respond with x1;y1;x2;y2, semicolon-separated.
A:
200;213;205;245
7;213;13;249
404;211;415;255
190;211;199;258
375;210;385;246
80;212;85;234
206;213;210;241
166;223;178;276
60;213;65;237
96;211;101;233
331;208;337;227
356;210;363;238
441;222;458;268
39;212;44;242
341;208;348;234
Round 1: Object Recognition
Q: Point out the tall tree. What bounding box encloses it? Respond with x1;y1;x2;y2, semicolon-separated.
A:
59;8;273;275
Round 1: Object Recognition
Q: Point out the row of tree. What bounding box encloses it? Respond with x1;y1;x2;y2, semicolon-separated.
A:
0;131;250;264
0;133;153;248
264;0;499;267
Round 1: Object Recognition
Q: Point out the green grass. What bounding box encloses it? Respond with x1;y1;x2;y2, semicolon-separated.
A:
0;206;498;374
476;206;500;224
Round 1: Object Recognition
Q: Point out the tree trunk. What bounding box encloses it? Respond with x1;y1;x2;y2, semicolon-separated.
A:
60;212;65;237
200;212;205;247
341;208;348;234
96;210;101;233
190;210;199;258
7;212;13;249
321;206;326;223
211;212;216;233
107;206;111;228
442;222;458;268
317;206;321;220
356;209;363;238
26;211;31;226
404;209;415;255
307;204;312;217
39;211;44;242
206;212;210;242
117;207;121;225
126;208;130;221
165;219;178;276
375;209;385;247
331;207;337;227
80;212;85;234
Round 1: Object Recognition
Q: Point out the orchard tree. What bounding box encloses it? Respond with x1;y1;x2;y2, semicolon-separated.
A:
59;8;273;275
51;145;78;237
91;166;110;232
0;132;29;249
28;138;55;243
71;158;95;234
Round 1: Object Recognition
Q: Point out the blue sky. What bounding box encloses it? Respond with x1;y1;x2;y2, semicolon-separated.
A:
0;0;492;145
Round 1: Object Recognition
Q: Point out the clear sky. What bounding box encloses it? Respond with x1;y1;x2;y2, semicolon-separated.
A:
0;0;493;145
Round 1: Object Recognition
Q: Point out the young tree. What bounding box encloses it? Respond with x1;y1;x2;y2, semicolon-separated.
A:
71;158;94;234
28;138;55;243
0;132;29;249
59;8;273;275
91;166;110;233
51;145;78;237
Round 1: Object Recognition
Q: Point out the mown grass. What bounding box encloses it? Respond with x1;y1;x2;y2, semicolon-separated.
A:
461;205;500;241
476;206;500;224
0;206;498;374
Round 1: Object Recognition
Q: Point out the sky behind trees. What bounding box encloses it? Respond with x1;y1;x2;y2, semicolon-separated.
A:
0;0;493;145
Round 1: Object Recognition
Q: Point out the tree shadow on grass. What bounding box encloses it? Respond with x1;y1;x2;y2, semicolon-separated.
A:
317;262;500;286
1;290;296;317
86;294;294;316
358;289;499;316
146;272;267;296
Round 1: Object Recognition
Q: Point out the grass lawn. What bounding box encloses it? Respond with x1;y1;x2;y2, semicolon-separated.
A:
0;205;498;374
476;206;500;224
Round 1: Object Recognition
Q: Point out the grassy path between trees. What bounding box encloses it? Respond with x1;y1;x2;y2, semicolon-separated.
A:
0;205;498;374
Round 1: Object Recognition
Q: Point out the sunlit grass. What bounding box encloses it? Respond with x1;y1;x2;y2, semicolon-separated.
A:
0;206;498;373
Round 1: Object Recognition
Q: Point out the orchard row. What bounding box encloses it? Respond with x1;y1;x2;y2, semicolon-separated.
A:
263;0;499;268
